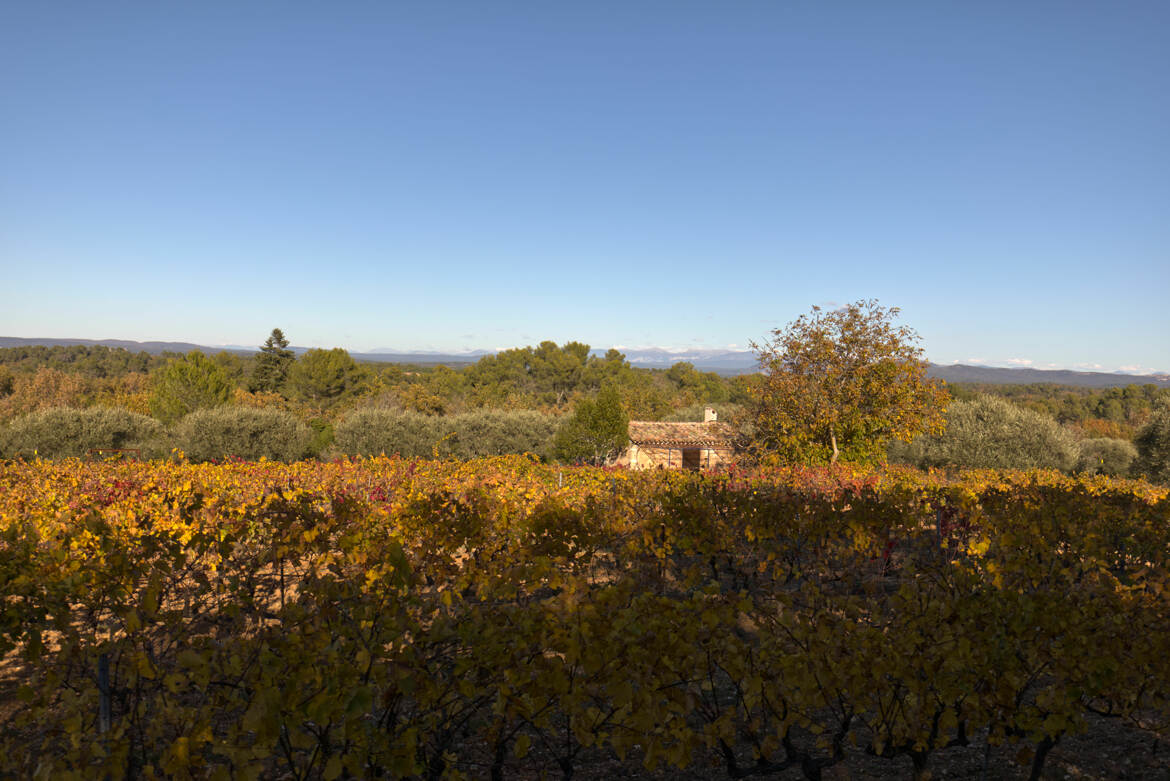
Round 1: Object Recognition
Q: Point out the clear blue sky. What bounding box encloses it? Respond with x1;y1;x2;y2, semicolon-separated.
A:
2;2;1167;372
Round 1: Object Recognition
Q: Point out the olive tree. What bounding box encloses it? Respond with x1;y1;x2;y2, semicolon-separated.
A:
889;395;1079;472
171;406;312;463
332;408;441;458
1076;437;1137;477
0;407;162;459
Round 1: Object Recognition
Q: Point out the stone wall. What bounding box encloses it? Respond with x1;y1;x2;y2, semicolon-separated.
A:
618;444;735;471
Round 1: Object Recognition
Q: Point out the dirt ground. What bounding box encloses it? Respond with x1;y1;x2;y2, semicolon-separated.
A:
476;709;1170;780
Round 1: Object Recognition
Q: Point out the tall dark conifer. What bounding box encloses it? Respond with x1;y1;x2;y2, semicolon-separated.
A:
249;328;295;393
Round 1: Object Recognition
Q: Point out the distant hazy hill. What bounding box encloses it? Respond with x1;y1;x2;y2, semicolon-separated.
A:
0;336;249;355
927;363;1170;389
349;351;481;366
2;337;1166;388
598;350;1170;387
0;337;475;365
608;348;758;372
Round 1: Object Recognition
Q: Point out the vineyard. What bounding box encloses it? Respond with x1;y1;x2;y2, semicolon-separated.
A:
1;456;1168;779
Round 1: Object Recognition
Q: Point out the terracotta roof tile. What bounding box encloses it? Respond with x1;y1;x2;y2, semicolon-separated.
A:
628;421;736;447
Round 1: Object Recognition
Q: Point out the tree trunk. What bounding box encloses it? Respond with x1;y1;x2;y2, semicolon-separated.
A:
910;750;932;781
1029;736;1056;781
829;429;839;464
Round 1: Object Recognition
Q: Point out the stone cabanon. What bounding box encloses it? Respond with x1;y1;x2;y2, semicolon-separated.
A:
615;407;737;471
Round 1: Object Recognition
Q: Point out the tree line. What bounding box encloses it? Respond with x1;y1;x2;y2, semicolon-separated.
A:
948;380;1168;439
3;336;1161;434
0;333;748;422
1;315;1167;483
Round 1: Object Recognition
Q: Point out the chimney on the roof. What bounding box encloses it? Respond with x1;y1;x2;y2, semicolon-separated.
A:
704;407;717;422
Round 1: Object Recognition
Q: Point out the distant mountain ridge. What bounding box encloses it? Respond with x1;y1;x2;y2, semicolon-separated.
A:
0;336;237;355
926;363;1170;389
2;336;1166;388
607;348;757;372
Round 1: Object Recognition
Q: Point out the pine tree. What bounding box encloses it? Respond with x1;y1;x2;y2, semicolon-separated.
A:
149;351;233;424
249;328;295;393
286;348;369;406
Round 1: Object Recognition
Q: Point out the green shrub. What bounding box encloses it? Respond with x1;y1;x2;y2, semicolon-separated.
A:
889;395;1078;472
440;410;558;459
1075;437;1137;477
307;418;335;455
552;385;629;464
333;408;442;458
1133;400;1170;484
0;407;163;459
334;408;559;460
172;406;312;463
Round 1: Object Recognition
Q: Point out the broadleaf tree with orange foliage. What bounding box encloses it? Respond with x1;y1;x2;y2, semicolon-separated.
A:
751;299;948;464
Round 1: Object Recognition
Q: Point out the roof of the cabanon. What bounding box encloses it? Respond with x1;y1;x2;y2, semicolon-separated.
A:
627;421;736;448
